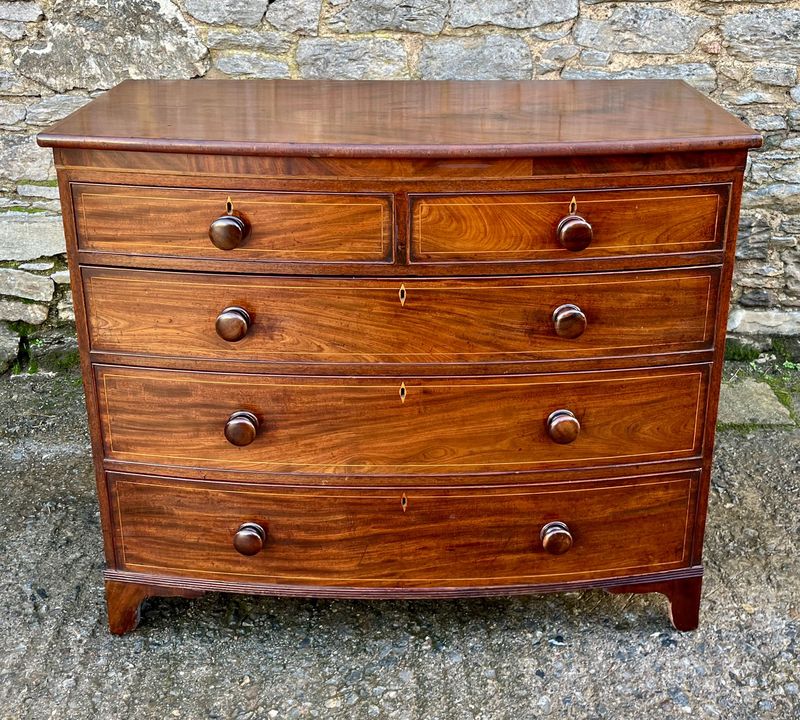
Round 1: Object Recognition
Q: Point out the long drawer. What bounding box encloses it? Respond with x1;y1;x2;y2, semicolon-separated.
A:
72;183;393;263
83;266;719;365
96;365;708;476
410;185;727;263
109;471;697;586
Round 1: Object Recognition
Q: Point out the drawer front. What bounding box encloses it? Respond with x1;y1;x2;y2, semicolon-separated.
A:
109;471;696;585
83;267;718;365
72;183;393;263
96;365;708;475
410;185;726;263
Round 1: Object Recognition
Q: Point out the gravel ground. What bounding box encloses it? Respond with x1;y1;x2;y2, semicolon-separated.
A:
0;370;798;720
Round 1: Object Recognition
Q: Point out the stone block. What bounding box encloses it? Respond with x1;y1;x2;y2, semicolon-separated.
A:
575;6;711;54
736;214;770;260
752;65;797;87
297;39;407;79
723;10;800;63
0;299;48;325
0;101;26;126
185;0;268;27
56;291;74;322
16;184;60;200
0;268;54;302
0;20;25;41
206;30;292;54
16;0;209;92
0;134;51;181
717;377;792;426
267;0;321;34
0;322;18;373
0;2;41;22
213;53;290;79
329;0;447;34
419;36;532;81
0;213;65;262
728;308;800;335
450;0;577;30
26;95;91;125
50;270;70;285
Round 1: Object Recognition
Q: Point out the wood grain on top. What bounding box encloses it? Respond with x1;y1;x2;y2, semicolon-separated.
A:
37;79;761;157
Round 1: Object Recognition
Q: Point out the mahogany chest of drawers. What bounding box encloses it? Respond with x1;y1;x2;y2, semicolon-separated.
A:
38;79;761;634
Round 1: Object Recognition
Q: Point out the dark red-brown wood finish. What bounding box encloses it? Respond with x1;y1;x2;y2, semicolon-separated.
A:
39;79;761;634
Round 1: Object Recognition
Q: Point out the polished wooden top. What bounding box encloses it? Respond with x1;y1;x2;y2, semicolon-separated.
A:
38;79;761;158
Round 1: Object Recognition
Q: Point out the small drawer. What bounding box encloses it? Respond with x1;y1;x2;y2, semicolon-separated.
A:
410;185;727;263
72;183;393;264
109;471;697;586
82;266;719;365
96;365;708;476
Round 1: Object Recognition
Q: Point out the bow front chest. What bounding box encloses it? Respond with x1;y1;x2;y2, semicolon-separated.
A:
38;79;761;634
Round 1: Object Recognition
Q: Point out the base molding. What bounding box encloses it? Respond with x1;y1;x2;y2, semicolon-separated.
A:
103;566;704;634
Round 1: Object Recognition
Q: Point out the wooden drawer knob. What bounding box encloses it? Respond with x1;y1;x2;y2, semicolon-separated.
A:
540;521;573;555
224;410;259;447
233;522;266;556
216;306;251;342
547;409;580;444
552;304;587;339
209;214;249;250
557;215;593;252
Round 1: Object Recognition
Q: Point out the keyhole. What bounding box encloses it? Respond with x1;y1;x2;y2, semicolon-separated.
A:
401;494;408;512
399;382;407;403
399;284;407;307
226;196;234;214
569;196;577;215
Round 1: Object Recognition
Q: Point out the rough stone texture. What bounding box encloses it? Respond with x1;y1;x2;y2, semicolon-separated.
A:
206;29;292;53
0;133;51;181
0;100;26;126
0;371;798;716
0;0;796;339
0;298;47;324
16;0;209;92
722;9;800;63
50;270;70;285
56;290;74;322
0;2;41;22
575;6;712;54
266;0;321;34
330;0;448;35
717;377;793;425
729;308;800;336
450;0;578;30
0;268;54;302
214;52;290;78
297;39;406;79
420;36;532;81
0;20;26;41
185;0;268;27
0;214;65;262
25;94;91;125
0;323;17;372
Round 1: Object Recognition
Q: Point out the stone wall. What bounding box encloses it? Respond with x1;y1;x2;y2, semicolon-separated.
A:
1;0;799;371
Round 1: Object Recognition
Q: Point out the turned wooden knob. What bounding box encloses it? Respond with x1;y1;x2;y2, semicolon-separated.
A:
233;522;266;556
547;409;580;444
215;306;251;342
557;215;593;252
540;521;573;555
224;410;259;447
209;214;249;250
552;304;587;339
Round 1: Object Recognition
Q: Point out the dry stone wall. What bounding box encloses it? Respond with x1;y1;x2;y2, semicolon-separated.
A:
1;0;799;371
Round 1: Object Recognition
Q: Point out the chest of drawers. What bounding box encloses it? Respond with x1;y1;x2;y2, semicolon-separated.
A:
38;79;761;634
